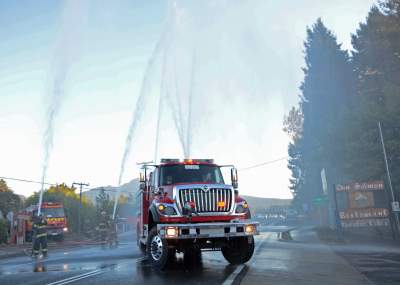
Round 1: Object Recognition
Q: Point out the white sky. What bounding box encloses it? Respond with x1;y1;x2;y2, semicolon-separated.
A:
0;0;377;199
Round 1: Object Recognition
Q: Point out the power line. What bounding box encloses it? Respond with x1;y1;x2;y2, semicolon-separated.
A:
0;176;94;191
239;155;290;171
0;175;125;192
0;176;55;186
238;144;323;172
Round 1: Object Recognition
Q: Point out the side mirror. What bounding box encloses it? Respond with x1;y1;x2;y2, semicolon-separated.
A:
231;167;238;189
139;172;145;183
139;172;146;190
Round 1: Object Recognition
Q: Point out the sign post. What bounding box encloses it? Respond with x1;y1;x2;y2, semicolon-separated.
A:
378;122;400;236
321;169;328;195
332;184;343;240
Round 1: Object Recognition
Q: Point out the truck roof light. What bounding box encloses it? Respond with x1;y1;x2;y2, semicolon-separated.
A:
160;158;215;164
184;159;214;164
195;159;214;163
160;158;180;163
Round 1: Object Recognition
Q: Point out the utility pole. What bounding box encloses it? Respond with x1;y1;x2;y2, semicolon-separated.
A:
332;184;343;240
378;121;400;236
72;182;89;236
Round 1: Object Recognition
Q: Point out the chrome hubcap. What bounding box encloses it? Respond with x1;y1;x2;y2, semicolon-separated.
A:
150;235;163;261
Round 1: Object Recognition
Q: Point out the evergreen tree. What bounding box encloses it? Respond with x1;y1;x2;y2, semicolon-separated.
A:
96;188;113;216
349;2;400;193
286;19;355;210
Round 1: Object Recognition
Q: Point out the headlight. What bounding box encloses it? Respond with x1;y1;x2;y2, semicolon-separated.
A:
235;200;249;214
164;206;176;215
165;226;178;238
63;227;68;232
157;204;177;215
235;205;246;214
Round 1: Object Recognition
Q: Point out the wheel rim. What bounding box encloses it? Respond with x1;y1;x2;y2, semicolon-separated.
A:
150;235;163;261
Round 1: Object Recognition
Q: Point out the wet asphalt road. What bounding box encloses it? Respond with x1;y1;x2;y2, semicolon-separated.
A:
0;230;251;285
1;226;400;285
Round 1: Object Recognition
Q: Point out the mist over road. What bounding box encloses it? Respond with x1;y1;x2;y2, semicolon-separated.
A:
1;226;398;285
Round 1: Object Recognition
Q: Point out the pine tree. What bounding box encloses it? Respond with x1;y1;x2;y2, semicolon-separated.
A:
348;2;400;193
286;19;355;210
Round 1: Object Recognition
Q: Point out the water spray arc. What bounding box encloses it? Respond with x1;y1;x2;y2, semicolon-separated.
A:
113;35;168;220
113;2;181;220
38;0;86;215
185;50;197;158
153;46;169;163
39;69;68;215
166;52;187;156
113;0;279;217
117;37;164;187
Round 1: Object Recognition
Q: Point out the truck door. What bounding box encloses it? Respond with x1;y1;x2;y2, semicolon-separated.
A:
138;167;151;240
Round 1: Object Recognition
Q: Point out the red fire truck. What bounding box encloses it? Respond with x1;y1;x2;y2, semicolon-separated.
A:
19;202;68;242
137;158;259;269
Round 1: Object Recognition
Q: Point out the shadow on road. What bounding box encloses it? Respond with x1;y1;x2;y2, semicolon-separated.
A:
136;253;234;284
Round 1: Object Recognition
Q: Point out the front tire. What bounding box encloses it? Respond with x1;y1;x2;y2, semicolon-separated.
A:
139;241;146;254
222;236;255;264
147;226;174;270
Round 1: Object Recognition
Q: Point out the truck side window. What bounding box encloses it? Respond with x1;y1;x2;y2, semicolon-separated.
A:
149;172;154;188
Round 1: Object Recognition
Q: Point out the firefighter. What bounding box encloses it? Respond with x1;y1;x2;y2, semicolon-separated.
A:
32;214;48;258
98;211;108;246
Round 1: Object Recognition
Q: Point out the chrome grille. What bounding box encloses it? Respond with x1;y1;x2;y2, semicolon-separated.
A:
178;187;233;213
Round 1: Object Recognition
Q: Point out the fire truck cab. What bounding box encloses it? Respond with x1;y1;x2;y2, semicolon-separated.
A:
21;202;68;242
137;159;258;269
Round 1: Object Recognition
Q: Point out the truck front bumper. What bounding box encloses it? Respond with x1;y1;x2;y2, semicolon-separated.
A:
157;220;259;239
47;228;63;236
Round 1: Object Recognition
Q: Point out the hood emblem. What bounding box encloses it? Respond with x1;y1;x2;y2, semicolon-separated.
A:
203;185;209;192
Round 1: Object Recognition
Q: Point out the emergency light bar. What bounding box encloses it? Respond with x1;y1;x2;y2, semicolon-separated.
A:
160;159;180;163
160;158;214;164
191;159;214;164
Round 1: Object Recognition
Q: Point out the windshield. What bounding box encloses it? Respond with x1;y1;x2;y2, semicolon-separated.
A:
34;207;65;218
159;164;224;185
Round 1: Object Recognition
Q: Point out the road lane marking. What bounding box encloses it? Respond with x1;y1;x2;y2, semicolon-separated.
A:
46;270;103;285
45;257;141;285
57;272;104;284
221;233;271;285
51;271;105;285
222;264;245;285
